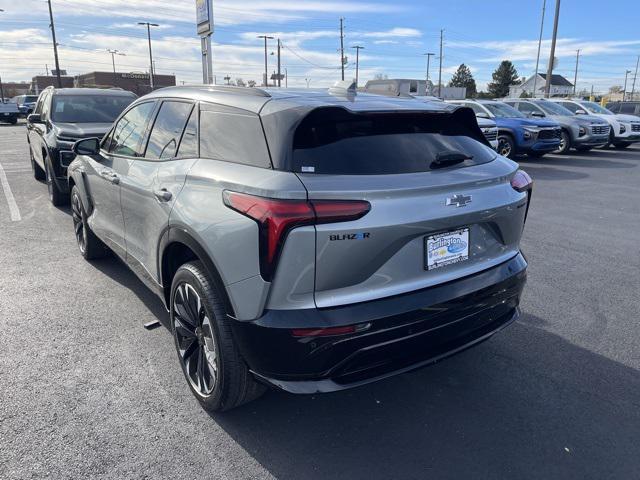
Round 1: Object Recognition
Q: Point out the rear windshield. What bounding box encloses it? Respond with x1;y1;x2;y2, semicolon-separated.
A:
292;108;496;175
51;95;134;123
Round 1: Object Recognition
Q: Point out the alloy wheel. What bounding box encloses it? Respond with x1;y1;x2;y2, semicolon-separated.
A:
71;193;86;253
498;138;512;157
173;283;219;396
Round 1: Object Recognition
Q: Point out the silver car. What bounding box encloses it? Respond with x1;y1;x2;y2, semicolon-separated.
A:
68;83;531;411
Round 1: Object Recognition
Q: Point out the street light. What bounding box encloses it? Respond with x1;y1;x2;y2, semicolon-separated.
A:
257;35;274;86
423;52;435;93
351;45;364;88
623;69;632;101
138;22;159;90
107;49;125;84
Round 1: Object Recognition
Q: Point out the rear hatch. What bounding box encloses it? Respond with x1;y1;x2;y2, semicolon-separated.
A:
292;107;527;308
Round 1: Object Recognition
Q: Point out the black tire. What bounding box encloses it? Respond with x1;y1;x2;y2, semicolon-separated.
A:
575;146;593;152
30;147;45;181
9;116;18;125
71;186;108;260
614;142;630;149
497;134;516;159
170;261;266;412
44;155;69;206
555;130;571;154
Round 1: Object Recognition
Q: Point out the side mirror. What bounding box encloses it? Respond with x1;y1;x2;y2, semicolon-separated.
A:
27;113;43;124
476;112;490;119
72;137;101;156
575;109;587;115
530;111;545;118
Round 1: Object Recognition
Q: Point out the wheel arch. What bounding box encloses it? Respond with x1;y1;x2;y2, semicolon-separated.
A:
159;228;235;317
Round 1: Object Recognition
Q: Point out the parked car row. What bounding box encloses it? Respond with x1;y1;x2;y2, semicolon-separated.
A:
447;98;640;158
24;82;532;411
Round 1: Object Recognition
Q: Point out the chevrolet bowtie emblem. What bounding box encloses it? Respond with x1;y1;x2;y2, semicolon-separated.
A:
446;194;472;208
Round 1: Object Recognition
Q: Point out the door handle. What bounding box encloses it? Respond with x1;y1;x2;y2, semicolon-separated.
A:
153;188;172;202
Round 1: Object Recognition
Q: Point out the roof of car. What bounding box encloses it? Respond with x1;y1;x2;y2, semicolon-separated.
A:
49;87;136;97
142;84;457;115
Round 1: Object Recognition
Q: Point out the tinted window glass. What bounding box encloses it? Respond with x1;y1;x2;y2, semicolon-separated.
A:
109;102;155;157
41;92;51;119
51;95;134;123
177;107;198;158
145;101;193;159
34;93;45;115
465;102;487;116
620;103;636;114
517;102;541;114
581;101;613;115
293;109;496;175
484;102;525;118
199;105;271;168
536;101;573;115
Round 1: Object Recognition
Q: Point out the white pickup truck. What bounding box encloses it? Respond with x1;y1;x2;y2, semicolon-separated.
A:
0;100;19;124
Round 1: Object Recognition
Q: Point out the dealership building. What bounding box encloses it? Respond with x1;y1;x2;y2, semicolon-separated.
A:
25;71;176;96
75;71;176;96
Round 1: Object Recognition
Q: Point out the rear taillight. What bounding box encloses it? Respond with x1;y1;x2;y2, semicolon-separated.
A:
511;169;533;225
511;169;533;193
223;191;370;280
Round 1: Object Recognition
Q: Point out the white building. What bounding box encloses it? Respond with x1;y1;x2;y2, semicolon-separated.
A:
509;73;574;97
363;79;466;99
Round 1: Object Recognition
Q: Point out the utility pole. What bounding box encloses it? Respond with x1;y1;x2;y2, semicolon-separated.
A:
257;35;273;87
277;38;281;87
438;29;444;98
107;49;125;84
285;67;288;88
423;52;435;93
631;55;639;100
0;9;4;100
138;22;159;90
352;45;364;87
533;0;547;98
623;70;632;101
47;0;62;87
339;17;345;81
544;0;561;98
573;49;580;95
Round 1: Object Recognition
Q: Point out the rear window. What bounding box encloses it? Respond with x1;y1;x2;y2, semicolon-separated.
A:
292;108;496;175
51;94;135;123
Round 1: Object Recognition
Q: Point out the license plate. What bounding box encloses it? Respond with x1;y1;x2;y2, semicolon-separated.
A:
425;228;470;270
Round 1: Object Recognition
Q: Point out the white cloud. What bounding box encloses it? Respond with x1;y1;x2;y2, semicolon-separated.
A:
373;40;399;45
361;27;421;38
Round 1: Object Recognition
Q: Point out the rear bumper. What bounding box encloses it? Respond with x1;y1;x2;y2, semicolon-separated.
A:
231;253;527;394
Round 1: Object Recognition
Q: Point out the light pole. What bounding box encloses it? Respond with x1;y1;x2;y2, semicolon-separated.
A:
631;55;640;101
351;45;364;87
544;0;561;98
257;35;274;87
623;70;632;101
107;49;125;84
532;0;547;97
423;52;435;93
47;0;63;87
138;22;159;90
0;9;4;100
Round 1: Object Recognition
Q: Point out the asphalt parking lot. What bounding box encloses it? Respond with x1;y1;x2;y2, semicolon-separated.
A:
0;120;638;480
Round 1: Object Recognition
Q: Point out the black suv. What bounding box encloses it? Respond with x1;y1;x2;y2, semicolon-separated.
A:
606;101;640;118
27;87;136;205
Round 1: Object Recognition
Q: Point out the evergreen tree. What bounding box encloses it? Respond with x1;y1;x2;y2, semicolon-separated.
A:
448;64;477;97
487;60;519;98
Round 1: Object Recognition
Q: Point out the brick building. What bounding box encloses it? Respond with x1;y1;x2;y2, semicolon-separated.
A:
75;71;176;96
31;75;75;94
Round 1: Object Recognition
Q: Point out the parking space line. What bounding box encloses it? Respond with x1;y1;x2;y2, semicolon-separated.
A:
0;162;21;221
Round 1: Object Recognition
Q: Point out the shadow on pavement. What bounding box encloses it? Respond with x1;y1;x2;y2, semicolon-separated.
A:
212;314;640;480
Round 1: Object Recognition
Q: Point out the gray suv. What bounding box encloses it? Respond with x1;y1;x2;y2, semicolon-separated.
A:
68;84;531;411
504;98;610;153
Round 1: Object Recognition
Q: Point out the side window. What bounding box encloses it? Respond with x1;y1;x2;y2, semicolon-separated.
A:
41;93;51;120
34;93;46;115
199;104;271;168
560;102;579;113
109;102;155;157
145;101;193;160
176;107;198;158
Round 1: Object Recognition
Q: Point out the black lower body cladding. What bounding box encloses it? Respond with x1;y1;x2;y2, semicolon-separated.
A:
230;253;527;394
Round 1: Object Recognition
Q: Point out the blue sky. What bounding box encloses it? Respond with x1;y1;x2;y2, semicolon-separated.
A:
0;0;639;92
